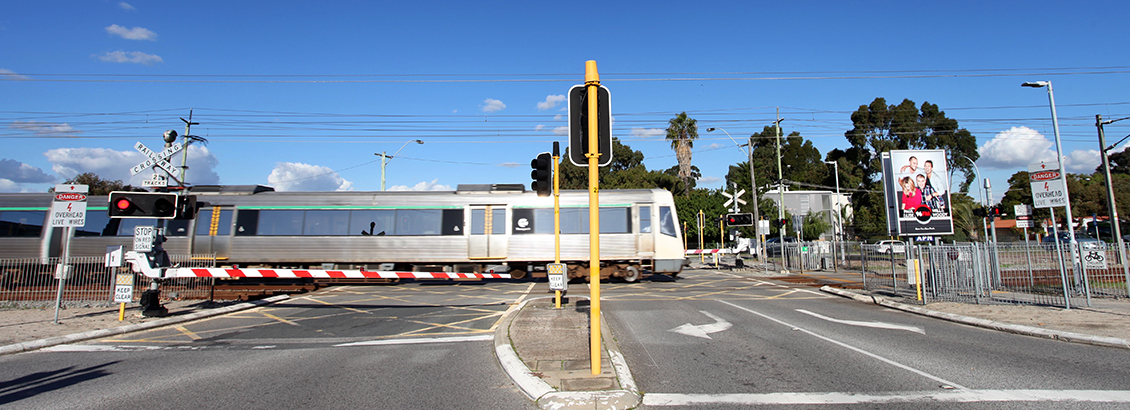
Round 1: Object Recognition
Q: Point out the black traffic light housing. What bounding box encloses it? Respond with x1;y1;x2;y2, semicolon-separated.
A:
973;207;987;217
777;218;788;228
530;152;552;197
108;191;197;219
725;213;753;227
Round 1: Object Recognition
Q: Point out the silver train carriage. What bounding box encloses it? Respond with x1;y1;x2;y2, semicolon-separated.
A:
0;184;686;281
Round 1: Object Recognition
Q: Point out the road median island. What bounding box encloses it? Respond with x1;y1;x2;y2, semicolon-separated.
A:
494;296;640;409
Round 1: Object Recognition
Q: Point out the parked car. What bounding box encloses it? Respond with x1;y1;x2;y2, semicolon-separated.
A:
764;236;798;257
1042;232;1106;250
875;240;906;255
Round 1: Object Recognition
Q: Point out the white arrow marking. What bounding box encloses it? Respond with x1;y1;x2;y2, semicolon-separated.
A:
669;311;732;339
796;309;925;334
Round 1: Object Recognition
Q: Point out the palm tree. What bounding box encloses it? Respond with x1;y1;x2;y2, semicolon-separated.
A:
665;112;698;195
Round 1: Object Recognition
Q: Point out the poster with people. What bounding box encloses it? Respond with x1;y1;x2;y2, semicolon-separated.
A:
882;149;954;236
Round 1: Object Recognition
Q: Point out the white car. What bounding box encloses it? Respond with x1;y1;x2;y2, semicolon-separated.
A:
876;240;906;255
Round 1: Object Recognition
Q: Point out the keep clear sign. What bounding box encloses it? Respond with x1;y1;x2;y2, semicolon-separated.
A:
51;184;88;227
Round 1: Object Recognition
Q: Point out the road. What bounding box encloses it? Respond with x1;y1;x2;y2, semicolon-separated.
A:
602;269;1130;408
0;281;538;410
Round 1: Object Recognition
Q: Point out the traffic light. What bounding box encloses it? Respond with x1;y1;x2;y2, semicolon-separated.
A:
174;195;199;220
973;207;986;217
108;191;184;219
777;218;788;228
530;152;552;197
725;213;753;227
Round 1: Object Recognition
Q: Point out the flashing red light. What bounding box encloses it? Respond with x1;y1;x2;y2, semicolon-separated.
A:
116;198;133;210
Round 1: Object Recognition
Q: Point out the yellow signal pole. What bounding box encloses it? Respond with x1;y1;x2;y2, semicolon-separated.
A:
554;144;562;309
585;60;602;375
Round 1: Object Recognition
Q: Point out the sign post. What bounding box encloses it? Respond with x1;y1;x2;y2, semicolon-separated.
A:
51;184;87;325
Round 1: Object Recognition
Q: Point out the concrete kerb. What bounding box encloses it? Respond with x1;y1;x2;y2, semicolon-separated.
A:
819;286;1130;350
0;295;290;356
493;296;641;410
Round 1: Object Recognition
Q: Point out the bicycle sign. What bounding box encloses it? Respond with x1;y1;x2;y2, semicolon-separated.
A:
1082;250;1108;270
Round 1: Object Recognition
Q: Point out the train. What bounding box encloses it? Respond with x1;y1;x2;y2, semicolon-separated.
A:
0;184;686;281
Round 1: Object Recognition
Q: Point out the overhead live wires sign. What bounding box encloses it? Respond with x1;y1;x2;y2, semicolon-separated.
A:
1028;160;1066;208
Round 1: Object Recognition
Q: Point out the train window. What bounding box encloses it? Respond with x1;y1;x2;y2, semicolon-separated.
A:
640;206;651;233
549;207;631;234
441;209;463;235
76;210;111;236
256;210;305;236
659;206;677;237
395;209;442;236
349;209;394;236
235;210;258;236
196;208;234;236
532;208;555;234
304;210;349;236
0;211;46;237
166;220;190;236
599;208;631;234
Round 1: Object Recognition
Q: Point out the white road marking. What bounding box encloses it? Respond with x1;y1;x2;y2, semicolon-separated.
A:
334;334;493;347
644;390;1130;406
669;311;733;339
796;308;925;334
717;299;968;390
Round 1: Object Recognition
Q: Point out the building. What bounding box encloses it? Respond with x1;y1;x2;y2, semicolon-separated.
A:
763;189;852;241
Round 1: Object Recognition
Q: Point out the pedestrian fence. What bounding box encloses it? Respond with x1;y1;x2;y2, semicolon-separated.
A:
760;240;1130;308
0;254;217;306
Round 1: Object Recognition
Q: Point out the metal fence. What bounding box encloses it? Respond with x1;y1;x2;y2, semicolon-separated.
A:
0;254;217;305
758;240;1130;308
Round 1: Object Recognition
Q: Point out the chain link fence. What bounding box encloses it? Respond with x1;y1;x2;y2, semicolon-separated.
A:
0;254;217;306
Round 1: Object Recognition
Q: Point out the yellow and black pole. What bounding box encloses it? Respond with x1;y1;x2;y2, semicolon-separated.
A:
585;60;603;375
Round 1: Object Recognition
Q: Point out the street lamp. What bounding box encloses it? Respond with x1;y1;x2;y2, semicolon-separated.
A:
707;127;761;259
823;160;842;240
1023;81;1082;285
774;113;786;242
375;139;424;191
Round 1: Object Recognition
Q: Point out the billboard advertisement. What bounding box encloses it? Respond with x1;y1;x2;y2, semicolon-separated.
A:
882;149;954;236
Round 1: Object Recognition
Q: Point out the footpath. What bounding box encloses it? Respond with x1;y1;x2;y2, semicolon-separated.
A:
2;265;1130;409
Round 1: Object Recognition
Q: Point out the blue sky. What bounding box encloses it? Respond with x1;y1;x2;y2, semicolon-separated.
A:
3;1;1129;205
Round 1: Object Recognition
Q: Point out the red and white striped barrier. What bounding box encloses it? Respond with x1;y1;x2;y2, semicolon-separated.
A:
164;267;510;280
685;249;731;255
122;251;510;279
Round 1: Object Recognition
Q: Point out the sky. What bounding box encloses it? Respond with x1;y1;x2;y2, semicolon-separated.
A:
3;1;1130;206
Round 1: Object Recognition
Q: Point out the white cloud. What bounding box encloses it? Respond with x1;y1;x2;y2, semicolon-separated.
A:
0;179;20;193
267;162;353;191
481;99;506;113
535;124;545;132
118;2;136;10
10;121;79;136
0;159;55;183
553;126;568;136
96;51;163;65
388;179;451;191
978;126;1055;170
105;24;156;40
554;114;564;121
498;162;522;168
537;95;566;111
43;145;220;186
0;69;29;80
697;176;721;185
631;127;665;138
1065;149;1101;173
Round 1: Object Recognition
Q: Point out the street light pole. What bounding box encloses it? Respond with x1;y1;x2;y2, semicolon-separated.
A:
774;109;786;240
825;160;843;263
1096;114;1130;296
1023;81;1081;286
707;127;762;259
375;139;424;191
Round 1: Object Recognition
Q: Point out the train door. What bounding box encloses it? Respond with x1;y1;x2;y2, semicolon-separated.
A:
192;206;233;260
637;204;655;256
468;205;508;259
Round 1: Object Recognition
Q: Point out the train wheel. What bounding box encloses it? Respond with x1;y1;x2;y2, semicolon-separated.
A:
509;269;527;279
622;266;641;283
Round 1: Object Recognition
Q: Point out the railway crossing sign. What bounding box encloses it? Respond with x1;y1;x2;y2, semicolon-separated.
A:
1028;160;1066;208
721;189;746;209
130;141;182;176
50;184;87;227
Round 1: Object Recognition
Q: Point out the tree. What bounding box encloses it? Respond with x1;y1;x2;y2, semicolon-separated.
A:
1101;146;1130;175
665;112;698;196
50;172;143;195
725;125;827;235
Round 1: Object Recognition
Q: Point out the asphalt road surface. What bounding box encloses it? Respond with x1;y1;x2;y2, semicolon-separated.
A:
0;281;539;410
602;269;1130;409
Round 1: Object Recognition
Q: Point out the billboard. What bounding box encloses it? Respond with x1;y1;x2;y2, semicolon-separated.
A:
882;149;954;236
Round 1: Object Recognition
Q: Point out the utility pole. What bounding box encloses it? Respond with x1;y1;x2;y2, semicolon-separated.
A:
774;108;785;242
1096;114;1130;296
179;110;198;186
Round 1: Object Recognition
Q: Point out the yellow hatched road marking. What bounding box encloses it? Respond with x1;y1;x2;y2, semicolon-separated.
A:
261;312;299;326
174;325;202;340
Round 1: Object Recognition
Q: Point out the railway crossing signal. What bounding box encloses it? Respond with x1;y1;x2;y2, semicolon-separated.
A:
531;152;553;197
777;218;788;228
108;192;197;219
725;213;753;227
